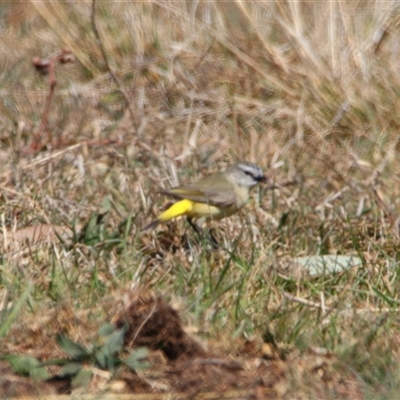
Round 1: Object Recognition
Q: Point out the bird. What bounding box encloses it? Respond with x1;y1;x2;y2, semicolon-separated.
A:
143;162;267;243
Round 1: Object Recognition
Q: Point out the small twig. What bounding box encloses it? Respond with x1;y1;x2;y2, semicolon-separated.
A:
284;292;329;310
179;358;244;371
330;100;350;127
30;48;75;153
91;0;136;123
320;291;326;315
129;302;158;347
284;292;400;314
264;179;299;191
373;27;389;54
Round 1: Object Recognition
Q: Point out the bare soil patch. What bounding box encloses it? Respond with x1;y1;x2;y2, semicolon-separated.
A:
2;289;364;399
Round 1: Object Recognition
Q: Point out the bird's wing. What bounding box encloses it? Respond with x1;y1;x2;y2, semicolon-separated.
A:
160;174;237;208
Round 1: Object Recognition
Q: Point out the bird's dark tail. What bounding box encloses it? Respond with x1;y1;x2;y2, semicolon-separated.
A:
142;219;160;232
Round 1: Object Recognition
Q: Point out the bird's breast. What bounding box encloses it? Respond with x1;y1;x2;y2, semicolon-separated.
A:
189;203;237;220
235;185;250;208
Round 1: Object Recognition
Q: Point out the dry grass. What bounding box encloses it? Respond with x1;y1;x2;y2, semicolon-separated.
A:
1;0;400;398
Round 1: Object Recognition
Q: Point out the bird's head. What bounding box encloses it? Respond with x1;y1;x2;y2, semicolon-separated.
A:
228;162;267;188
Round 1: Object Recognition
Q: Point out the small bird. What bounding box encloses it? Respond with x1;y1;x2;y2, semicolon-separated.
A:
143;162;267;241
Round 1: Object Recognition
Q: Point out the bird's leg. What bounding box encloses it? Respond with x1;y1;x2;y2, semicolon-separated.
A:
187;218;219;249
208;228;219;248
187;217;203;236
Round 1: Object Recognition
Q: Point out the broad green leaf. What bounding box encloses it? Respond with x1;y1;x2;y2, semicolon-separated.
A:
123;347;151;370
104;327;126;354
6;355;49;380
59;362;83;377
94;350;108;370
29;365;50;380
94;328;125;371
7;354;40;374
55;334;89;358
100;196;112;214
72;367;92;388
98;323;115;337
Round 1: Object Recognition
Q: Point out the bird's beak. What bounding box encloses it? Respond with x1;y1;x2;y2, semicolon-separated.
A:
258;175;268;183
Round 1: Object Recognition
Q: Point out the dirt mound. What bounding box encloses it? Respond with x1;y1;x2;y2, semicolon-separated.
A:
114;289;207;360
